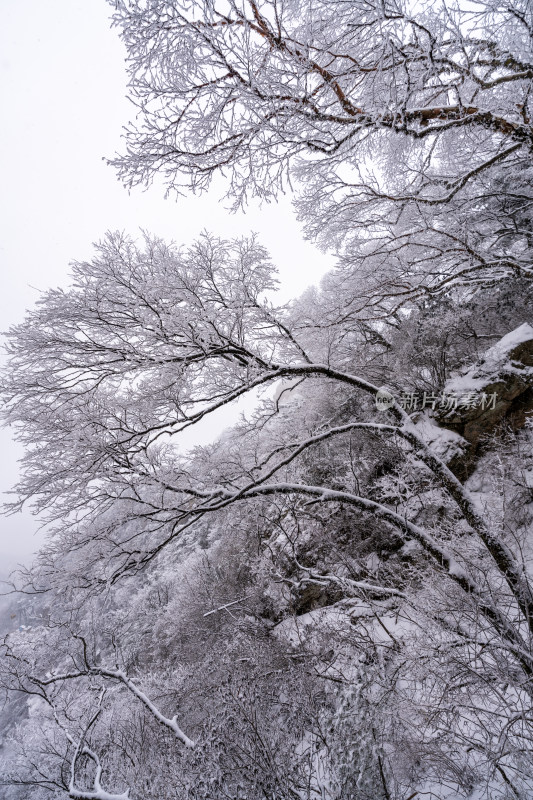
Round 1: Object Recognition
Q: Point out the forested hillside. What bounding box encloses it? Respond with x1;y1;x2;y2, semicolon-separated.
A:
1;1;532;799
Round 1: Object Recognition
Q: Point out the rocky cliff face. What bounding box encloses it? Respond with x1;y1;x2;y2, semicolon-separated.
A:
433;324;533;479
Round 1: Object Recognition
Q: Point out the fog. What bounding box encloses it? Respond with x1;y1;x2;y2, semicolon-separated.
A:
0;0;331;575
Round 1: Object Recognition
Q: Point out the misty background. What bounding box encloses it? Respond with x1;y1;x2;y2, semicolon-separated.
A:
0;0;330;578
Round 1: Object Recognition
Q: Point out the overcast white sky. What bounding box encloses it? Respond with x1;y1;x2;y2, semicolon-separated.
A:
0;0;330;575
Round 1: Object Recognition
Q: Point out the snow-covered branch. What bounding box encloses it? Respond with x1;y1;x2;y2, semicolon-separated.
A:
35;663;194;748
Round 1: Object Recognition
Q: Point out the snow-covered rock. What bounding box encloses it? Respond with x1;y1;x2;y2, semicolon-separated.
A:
434;323;533;478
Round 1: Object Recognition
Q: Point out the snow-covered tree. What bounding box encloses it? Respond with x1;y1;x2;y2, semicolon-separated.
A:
109;0;533;305
1;1;533;798
1;230;533;798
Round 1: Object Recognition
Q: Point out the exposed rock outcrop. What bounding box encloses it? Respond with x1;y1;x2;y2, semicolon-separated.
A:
425;324;533;480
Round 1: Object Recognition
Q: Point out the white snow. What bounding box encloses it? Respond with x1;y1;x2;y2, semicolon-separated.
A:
445;322;533;395
69;789;130;800
414;412;468;463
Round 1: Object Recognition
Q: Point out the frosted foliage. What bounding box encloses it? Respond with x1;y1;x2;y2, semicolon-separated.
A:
1;233;532;798
109;1;533;305
1;1;533;798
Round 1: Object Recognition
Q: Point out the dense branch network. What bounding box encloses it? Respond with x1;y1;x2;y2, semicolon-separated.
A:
105;0;533;304
1;2;533;797
2;232;533;690
109;0;533;191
